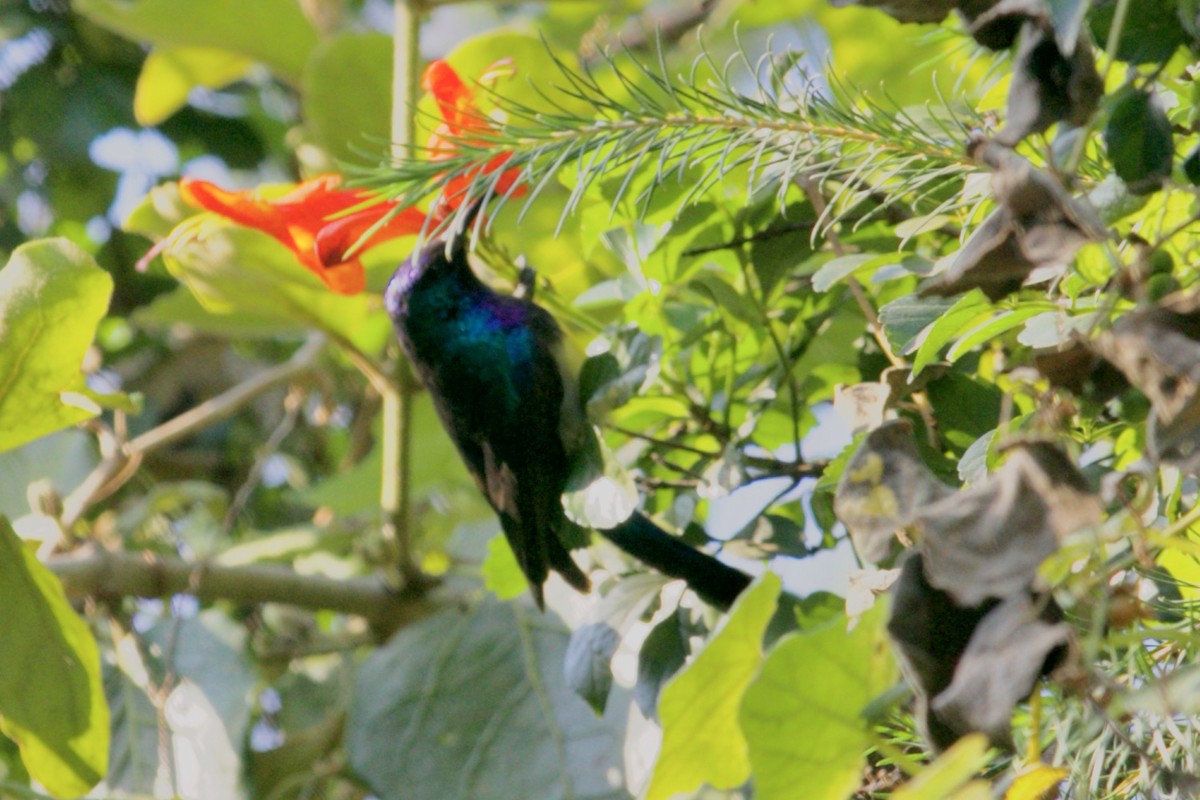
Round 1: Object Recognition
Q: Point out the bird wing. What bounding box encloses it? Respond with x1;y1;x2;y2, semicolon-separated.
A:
434;303;589;604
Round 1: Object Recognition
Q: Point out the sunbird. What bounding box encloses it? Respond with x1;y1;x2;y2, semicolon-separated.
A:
385;206;750;609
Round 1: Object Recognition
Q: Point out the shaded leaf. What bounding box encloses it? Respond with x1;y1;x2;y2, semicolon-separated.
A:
740;603;897;800
1104;88;1174;195
1093;292;1200;468
835;420;952;563
0;516;109;797
644;573;781;800
347;599;629;800
0;239;113;454
635;611;689;719
565;573;667;713
888;554;997;751
1089;0;1188;64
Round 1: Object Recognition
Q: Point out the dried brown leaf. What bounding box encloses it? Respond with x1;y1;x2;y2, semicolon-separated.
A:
931;591;1070;748
917;442;1102;607
834;420;953;563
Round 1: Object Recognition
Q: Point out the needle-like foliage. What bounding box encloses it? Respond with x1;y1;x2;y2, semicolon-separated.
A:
355;40;984;239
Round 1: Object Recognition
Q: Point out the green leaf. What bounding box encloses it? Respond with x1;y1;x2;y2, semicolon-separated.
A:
688;271;760;326
945;304;1055;362
890;734;990;799
301;33;392;164
0;516;109;797
644;572;781;800
879;295;959;353
134;45;254;125
1089;0;1188;64
811;253;879;293
158;219;389;354
0;239;113;454
910;291;991;376
133;286;307;339
1104;88;1173;195
74;0;317;83
739;603;897;800
346;599;629;800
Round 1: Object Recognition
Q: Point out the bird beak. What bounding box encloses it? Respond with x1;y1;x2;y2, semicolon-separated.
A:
444;199;483;260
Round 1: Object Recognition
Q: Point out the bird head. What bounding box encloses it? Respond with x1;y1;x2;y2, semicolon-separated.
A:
385;200;483;317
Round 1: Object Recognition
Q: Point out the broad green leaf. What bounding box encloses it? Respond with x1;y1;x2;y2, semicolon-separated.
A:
134;45;254;125
0;517;109;797
0;239;113;453
891;735;989;799
157;218;389;354
74;0;317;83
644;572;781;800
302;33;392;164
739;603;897;800
346;599;629;800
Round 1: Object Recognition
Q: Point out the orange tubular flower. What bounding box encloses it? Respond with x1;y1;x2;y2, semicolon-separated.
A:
422;59;524;213
178;175;427;295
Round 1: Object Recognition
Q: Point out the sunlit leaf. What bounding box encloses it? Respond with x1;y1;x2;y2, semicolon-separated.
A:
0;239;112;454
0;517;109;798
740;602;897;800
644;573;781;800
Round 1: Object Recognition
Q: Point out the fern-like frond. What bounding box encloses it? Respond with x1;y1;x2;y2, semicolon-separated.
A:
354;40;985;240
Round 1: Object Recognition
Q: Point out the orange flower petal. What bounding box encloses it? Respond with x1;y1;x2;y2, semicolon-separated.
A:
180;179;292;243
315;205;429;266
422;60;474;132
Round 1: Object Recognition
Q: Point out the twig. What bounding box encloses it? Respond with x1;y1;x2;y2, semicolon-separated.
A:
222;385;305;532
60;335;327;528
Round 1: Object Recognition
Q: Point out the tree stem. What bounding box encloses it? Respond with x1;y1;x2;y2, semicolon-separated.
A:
47;547;435;628
379;0;424;582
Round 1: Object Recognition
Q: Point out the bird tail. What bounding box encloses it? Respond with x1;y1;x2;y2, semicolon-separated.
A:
596;513;751;611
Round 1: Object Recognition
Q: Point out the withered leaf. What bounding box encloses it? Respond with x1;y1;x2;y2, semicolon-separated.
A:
994;22;1102;146
917;442;1102;607
920;147;1107;301
828;0;958;24
966;0;1048;50
889;555;1070;751
834;420;953;563
931;591;1070;748
887;554;998;751
1094;292;1200;468
833;382;892;435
